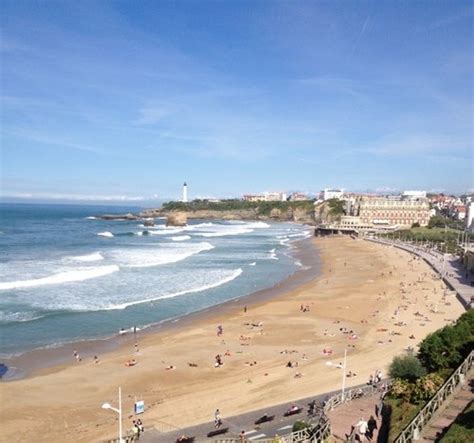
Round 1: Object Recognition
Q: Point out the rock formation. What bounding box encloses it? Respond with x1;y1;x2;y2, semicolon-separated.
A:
166;212;188;226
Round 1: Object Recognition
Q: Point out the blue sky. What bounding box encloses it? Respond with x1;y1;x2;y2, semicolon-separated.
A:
1;1;473;203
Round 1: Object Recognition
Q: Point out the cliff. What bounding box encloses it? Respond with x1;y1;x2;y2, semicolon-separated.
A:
166;212;188;226
97;200;342;226
141;206;315;224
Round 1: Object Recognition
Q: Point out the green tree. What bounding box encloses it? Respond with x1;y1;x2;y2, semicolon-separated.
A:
418;310;474;372
389;354;426;382
412;373;444;404
428;215;447;228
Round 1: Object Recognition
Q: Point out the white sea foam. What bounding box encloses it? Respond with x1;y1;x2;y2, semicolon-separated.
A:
148;228;185;235
170;235;191;241
105;268;243;310
245;221;270;228
0;265;120;291
249;262;257;266
71;252;104;262
111;242;214;268
195;226;254;237
97;231;114;238
0;311;44;323
85;216;97;220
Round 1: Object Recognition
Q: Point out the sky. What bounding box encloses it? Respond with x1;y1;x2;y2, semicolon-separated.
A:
1;0;473;204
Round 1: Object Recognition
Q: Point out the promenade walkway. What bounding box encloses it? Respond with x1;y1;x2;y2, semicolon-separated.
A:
129;387;339;442
367;238;473;309
327;394;382;442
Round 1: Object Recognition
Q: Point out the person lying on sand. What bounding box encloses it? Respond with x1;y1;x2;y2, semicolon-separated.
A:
165;365;175;370
125;359;137;367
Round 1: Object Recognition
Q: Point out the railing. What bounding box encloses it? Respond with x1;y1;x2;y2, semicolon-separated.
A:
394;350;474;443
211;418;331;443
211;384;384;443
323;384;383;412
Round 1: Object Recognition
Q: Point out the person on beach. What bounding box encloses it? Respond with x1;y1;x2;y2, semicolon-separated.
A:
217;325;223;336
244;305;247;313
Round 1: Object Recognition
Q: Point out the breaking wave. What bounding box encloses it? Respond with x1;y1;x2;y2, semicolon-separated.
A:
97;231;114;238
104;268;243;310
70;252;104;262
0;265;120;291
171;235;191;241
111;242;214;268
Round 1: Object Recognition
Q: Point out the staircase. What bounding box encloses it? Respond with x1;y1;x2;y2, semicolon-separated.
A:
419;379;473;442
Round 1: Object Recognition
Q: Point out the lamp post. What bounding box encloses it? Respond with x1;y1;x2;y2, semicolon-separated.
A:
341;348;347;400
102;387;123;443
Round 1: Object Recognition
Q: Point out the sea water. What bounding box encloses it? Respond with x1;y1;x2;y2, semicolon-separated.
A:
0;203;312;356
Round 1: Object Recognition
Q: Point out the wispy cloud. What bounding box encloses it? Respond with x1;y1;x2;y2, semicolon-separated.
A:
8;130;104;154
135;106;175;125
424;6;474;31
0;191;158;202
362;134;471;161
297;76;368;100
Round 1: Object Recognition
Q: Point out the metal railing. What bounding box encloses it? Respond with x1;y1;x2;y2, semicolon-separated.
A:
394;350;474;443
323;384;383;412
211;418;331;443
211;384;384;443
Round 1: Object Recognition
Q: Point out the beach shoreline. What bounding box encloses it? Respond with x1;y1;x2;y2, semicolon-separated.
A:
0;236;466;443
1;235;321;381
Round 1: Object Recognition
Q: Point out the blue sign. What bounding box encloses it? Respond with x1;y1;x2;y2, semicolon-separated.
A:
134;400;145;414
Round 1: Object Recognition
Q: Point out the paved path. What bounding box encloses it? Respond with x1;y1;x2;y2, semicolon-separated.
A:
327;394;382;442
136;384;369;442
367;238;473;309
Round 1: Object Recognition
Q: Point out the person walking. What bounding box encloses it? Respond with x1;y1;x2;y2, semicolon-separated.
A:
214;409;222;428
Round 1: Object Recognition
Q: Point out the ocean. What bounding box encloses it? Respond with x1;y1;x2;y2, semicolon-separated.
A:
0;203;312;356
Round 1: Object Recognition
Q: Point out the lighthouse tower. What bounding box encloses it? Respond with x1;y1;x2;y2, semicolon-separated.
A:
182;182;188;203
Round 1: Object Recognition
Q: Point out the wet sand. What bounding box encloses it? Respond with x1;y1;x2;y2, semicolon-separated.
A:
0;236;466;442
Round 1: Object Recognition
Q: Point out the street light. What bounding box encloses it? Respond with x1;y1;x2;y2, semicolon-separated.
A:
102;387;123;443
341;348;347;400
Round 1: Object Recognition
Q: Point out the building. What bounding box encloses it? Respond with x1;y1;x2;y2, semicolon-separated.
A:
289;192;309;201
358;197;430;228
321;188;344;201
243;192;287;202
182;182;188;203
402;190;427;200
263;192;287;202
242;194;263;202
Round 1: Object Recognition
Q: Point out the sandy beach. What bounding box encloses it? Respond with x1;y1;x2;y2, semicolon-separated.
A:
0;236;466;442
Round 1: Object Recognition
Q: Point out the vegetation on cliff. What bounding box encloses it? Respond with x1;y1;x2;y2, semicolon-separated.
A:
161;199;315;216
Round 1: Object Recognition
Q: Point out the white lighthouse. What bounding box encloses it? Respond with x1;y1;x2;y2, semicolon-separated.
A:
182;182;188;203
